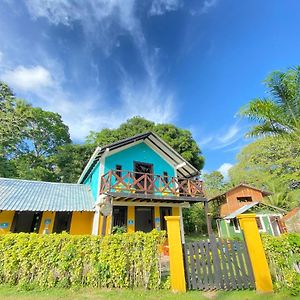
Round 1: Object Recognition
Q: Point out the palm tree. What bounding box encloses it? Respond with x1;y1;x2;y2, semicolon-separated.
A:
240;66;300;142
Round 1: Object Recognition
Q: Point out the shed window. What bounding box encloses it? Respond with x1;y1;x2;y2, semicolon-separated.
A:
237;196;252;202
232;218;240;231
256;217;263;230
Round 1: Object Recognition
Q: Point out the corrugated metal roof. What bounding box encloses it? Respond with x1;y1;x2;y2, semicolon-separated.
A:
224;202;259;219
0;178;95;212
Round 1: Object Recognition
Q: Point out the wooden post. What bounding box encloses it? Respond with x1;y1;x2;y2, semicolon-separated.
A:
237;214;273;293
165;216;186;292
204;201;213;235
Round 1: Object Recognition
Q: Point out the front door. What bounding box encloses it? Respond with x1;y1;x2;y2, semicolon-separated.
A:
160;207;172;231
134;161;153;193
53;212;72;233
135;207;154;232
11;211;42;233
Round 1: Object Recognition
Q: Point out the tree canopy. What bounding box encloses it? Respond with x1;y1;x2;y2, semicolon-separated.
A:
240;66;300;142
0;84;204;183
86;116;204;170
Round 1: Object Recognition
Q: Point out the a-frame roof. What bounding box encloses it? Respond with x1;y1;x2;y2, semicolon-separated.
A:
208;183;272;202
78;132;200;183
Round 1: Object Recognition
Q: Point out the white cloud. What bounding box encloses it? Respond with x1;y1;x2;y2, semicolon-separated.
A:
198;122;243;150
0;0;179;141
218;162;233;179
149;0;182;16
0;51;3;63
190;0;219;16
218;124;240;144
1;65;54;91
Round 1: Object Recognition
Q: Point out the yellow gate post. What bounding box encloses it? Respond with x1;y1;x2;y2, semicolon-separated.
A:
165;216;186;292
237;214;273;293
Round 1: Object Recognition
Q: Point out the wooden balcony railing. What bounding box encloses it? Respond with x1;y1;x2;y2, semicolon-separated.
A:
100;169;204;198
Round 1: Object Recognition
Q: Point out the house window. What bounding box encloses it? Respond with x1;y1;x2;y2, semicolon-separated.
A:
237;196;252;202
116;165;122;178
256;217;263;230
163;171;169;184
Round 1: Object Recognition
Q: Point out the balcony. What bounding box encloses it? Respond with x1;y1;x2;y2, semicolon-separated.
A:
99;169;205;201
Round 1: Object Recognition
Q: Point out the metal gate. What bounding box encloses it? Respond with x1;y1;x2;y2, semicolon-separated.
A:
183;235;255;291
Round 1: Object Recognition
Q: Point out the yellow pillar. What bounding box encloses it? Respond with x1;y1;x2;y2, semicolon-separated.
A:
105;215;111;235
127;206;135;233
165;216;186;292
237;214;273;293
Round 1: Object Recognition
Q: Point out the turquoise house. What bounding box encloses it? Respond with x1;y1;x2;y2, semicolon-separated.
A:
78;132;206;238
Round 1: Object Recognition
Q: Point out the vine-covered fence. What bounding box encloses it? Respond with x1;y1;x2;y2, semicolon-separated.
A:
0;231;165;289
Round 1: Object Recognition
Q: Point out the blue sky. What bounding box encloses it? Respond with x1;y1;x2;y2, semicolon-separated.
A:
0;0;300;177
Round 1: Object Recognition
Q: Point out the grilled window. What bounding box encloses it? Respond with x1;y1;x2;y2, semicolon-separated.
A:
237;196;252;202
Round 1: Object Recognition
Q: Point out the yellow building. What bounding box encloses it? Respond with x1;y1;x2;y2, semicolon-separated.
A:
0;132;206;237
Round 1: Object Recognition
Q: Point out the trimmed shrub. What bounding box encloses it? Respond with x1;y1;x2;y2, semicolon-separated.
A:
0;230;165;289
262;233;300;296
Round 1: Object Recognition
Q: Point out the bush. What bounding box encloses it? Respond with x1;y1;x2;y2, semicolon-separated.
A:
0;230;165;289
262;233;300;296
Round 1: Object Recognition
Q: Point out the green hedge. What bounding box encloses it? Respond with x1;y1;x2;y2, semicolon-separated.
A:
0;230;165;289
262;233;300;296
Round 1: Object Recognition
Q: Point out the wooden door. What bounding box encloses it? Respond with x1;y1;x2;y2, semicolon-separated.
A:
135;207;154;232
134;161;153;193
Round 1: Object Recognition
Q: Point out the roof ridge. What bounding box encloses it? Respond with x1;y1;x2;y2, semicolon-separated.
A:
0;177;84;187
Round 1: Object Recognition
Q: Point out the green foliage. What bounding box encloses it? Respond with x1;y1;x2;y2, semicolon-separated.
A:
183;203;207;234
202;171;231;199
86;116;204;170
229;137;300;209
262;233;300;295
0;231;165;289
240;66;300;142
52;144;94;183
0;82;31;155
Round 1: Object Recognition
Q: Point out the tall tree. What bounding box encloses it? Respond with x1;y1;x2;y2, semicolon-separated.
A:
203;171;228;199
86;116;204;170
53;144;94;183
240;66;300;142
0;82;30;154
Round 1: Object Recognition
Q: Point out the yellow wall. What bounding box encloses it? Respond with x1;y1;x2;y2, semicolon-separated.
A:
154;206;160;230
70;212;94;235
127;206;135;233
98;214;103;235
0;211;15;234
39;211;56;234
172;207;180;216
106;215;112;235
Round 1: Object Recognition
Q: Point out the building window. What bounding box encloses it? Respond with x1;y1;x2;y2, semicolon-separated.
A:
237;196;252;202
256;217;263;230
116;165;122;178
163;171;169;184
232;218;240;232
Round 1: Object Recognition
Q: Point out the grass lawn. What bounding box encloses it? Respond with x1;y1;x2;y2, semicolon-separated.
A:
0;286;295;300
